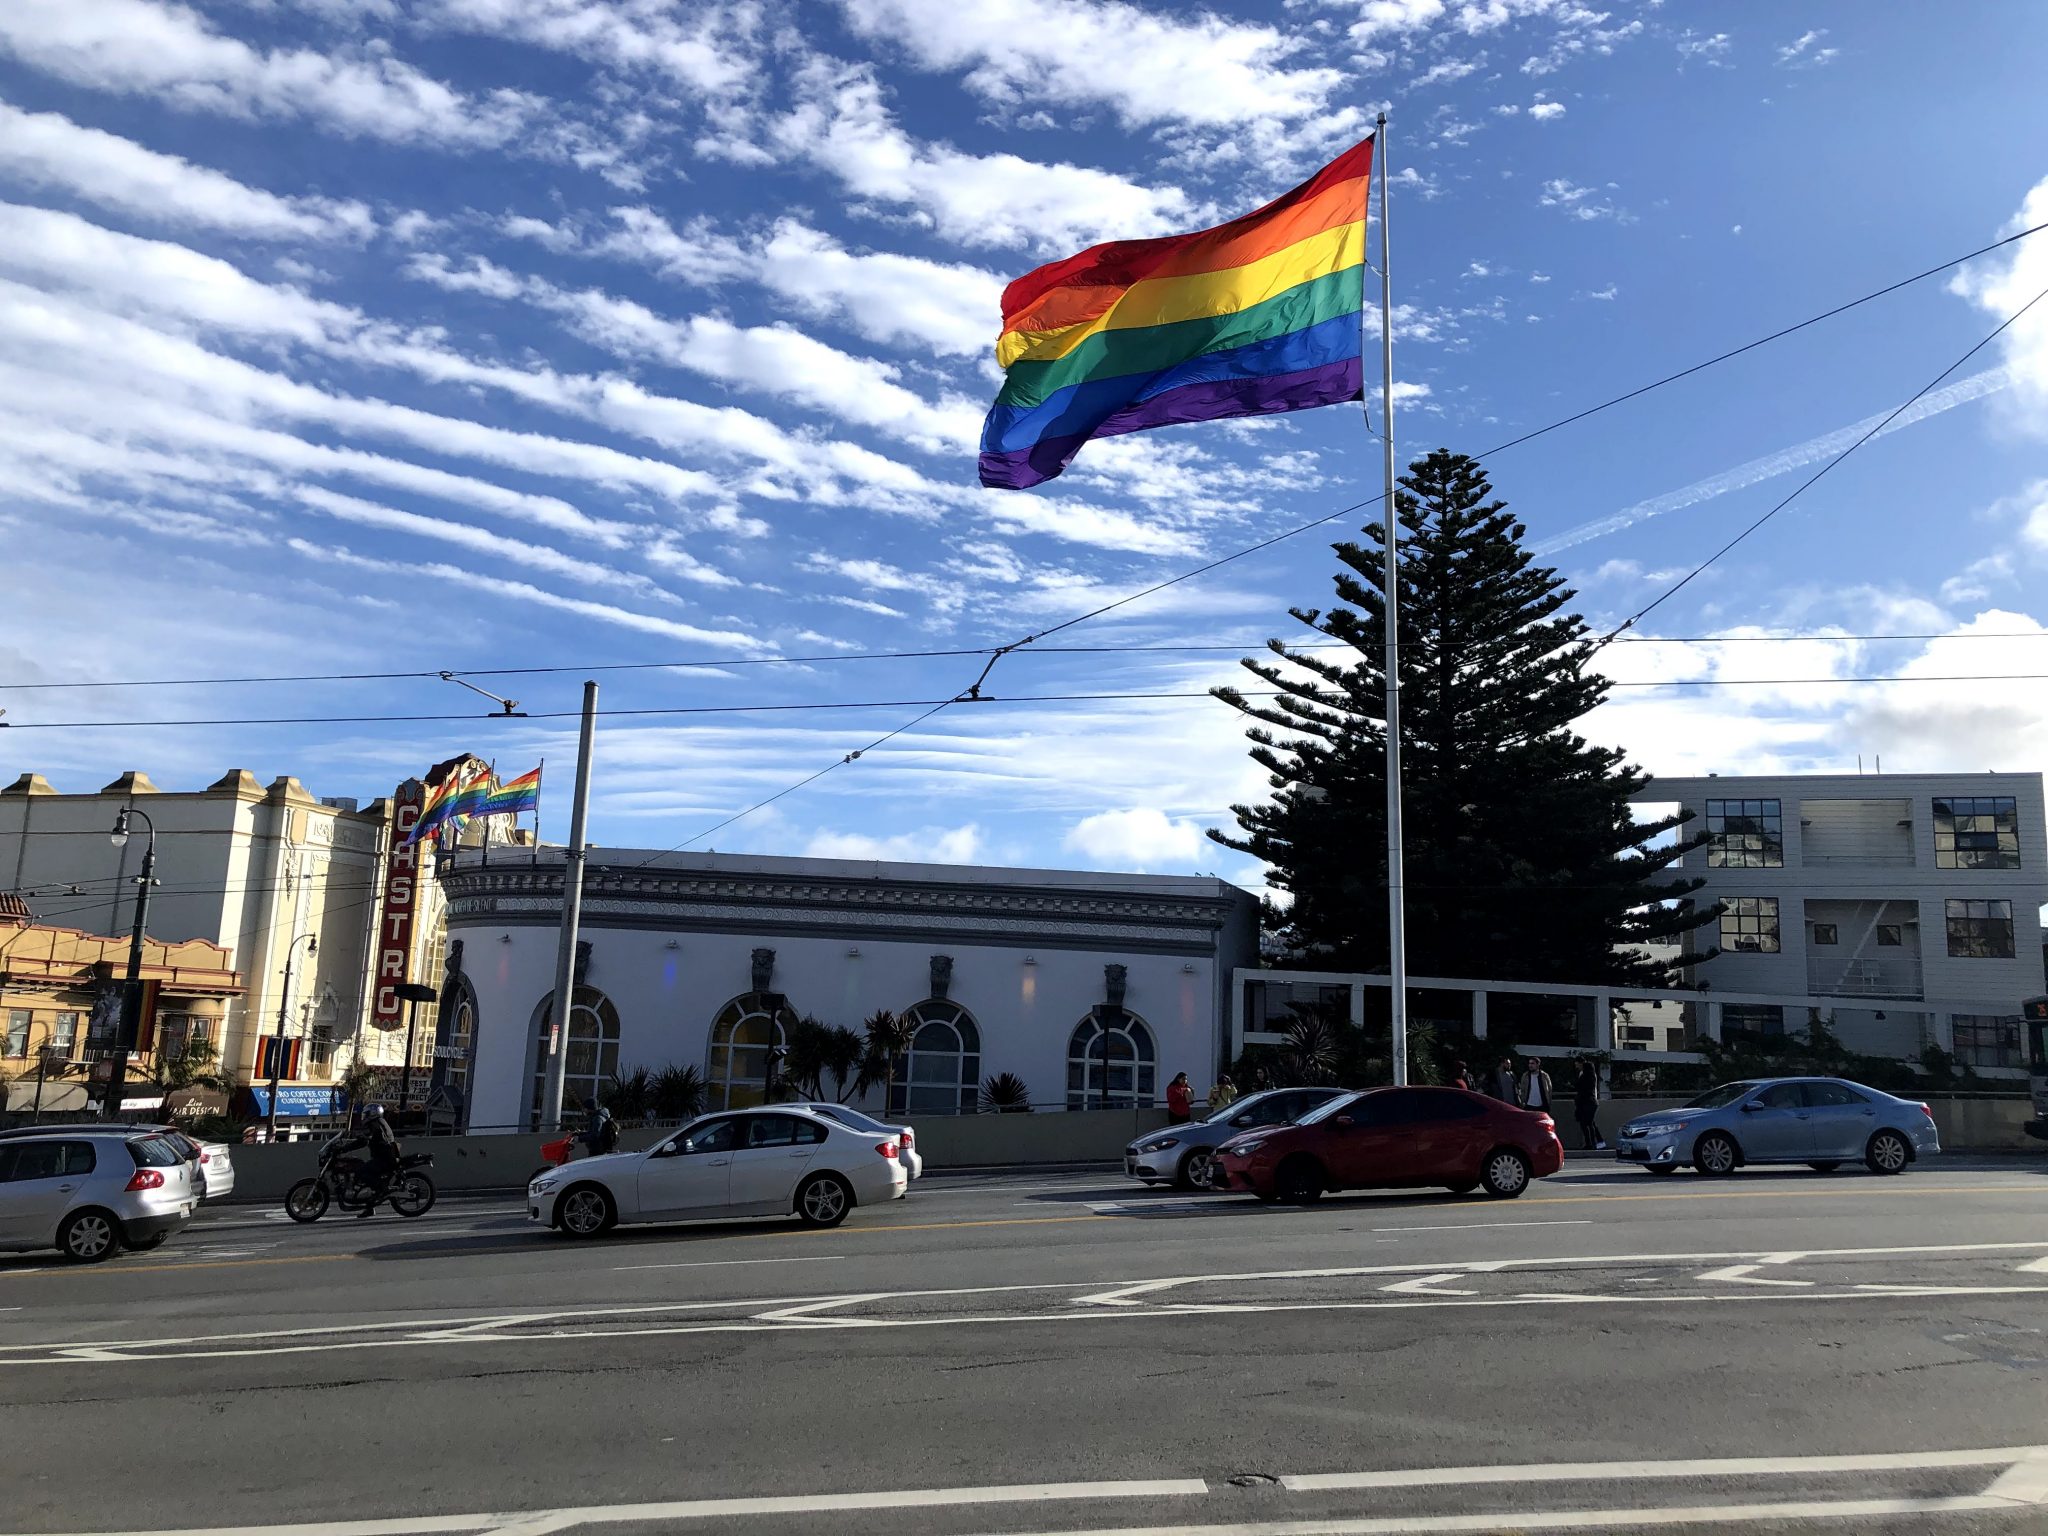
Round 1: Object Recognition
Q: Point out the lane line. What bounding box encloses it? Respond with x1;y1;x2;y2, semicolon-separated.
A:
8;1254;353;1279
1985;1448;2048;1504
1281;1443;2046;1491
5;1477;1212;1536
980;1494;2021;1535
751;1214;1113;1239
1370;1220;1592;1233
612;1256;848;1273
1520;1182;2032;1208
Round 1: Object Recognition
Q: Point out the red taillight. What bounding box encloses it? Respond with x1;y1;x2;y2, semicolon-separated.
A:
199;1150;212;1164
876;1141;898;1159
125;1168;165;1191
1917;1103;1933;1119
900;1128;914;1147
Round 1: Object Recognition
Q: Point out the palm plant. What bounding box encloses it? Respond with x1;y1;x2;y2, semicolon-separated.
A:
780;1016;833;1100
979;1071;1032;1113
1283;1014;1342;1085
856;1009;913;1104
822;1026;866;1103
650;1063;705;1122
603;1065;654;1125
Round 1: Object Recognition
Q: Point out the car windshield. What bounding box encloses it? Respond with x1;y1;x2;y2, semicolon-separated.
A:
1683;1082;1759;1110
1294;1092;1360;1126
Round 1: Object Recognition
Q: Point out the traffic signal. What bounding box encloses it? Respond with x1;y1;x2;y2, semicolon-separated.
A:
2023;996;2048;1022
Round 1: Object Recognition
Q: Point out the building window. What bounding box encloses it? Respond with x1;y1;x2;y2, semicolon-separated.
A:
157;1014;190;1062
890;1000;982;1117
1934;796;2020;870
705;992;799;1112
49;1011;78;1056
443;995;476;1107
1719;897;1781;953
308;1026;336;1071
1952;1014;2023;1069
1945;898;2015;959
1706;799;1784;868
4;1010;27;1058
1876;923;1903;947
1810;923;1839;946
527;986;621;1128
1066;1008;1157;1111
1721;1004;1785;1039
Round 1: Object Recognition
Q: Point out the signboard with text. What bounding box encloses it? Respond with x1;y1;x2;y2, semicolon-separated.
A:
371;780;424;1032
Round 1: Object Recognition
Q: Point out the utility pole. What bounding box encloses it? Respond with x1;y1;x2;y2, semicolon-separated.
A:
540;680;598;1132
103;808;156;1121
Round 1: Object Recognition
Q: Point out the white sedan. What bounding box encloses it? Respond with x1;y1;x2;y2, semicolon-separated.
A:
529;1106;907;1237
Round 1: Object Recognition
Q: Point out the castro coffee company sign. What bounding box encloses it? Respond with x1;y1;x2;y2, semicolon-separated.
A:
371;780;425;1032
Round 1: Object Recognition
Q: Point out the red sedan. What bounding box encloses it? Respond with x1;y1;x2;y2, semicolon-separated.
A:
1212;1086;1565;1203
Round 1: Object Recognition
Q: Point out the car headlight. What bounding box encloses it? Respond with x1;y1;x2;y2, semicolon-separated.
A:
1630;1121;1684;1138
1227;1139;1266;1156
530;1176;559;1195
1138;1137;1180;1153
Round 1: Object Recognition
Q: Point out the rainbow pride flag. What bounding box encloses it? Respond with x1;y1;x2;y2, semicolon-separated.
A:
980;137;1373;490
481;764;541;816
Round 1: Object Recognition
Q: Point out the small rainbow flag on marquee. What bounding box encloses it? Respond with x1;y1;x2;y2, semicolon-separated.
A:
481;764;541;816
979;136;1374;490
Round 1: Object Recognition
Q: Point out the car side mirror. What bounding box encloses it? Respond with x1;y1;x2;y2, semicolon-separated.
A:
1333;1114;1356;1127
1740;1101;1765;1112
1230;1114;1252;1127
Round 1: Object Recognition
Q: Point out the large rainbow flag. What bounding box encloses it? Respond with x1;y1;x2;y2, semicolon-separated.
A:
979;136;1374;490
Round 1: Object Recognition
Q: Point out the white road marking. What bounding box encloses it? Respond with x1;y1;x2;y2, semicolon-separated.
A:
611;1256;847;1273
1379;1274;1478;1297
7;1478;1211;1536
1985;1448;2048;1503
1370;1220;1592;1233
2020;1255;2048;1274
1697;1251;1814;1288
1281;1444;2048;1491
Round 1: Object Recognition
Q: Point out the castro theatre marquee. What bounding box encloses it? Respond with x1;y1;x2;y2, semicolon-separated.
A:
437;847;1259;1131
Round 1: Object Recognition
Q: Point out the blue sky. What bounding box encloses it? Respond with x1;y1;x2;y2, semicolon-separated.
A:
2;0;2046;891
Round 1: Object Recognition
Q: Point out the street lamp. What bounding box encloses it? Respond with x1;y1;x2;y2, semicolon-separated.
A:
103;807;156;1122
264;933;318;1143
394;981;440;1121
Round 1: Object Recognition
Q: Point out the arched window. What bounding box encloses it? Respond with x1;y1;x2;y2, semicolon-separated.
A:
440;974;479;1111
706;992;800;1111
527;986;621;1129
890;1000;982;1117
1066;1008;1156;1111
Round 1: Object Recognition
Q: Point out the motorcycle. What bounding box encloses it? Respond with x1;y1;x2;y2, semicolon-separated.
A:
284;1133;437;1223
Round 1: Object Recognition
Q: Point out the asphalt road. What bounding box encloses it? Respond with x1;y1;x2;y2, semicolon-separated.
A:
4;1157;2048;1536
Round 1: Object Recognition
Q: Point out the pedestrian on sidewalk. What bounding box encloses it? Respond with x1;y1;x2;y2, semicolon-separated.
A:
1166;1072;1194;1123
1491;1057;1521;1104
1449;1060;1473;1093
1572;1059;1601;1150
1207;1075;1238;1114
1521;1057;1555;1116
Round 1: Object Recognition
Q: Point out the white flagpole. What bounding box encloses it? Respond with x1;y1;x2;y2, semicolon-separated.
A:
1374;112;1410;1087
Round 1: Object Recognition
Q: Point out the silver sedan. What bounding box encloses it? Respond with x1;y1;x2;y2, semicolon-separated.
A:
1612;1076;1940;1176
1124;1087;1348;1189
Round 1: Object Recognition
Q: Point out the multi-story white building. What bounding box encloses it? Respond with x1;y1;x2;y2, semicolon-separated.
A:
0;768;451;1106
1633;772;2048;1072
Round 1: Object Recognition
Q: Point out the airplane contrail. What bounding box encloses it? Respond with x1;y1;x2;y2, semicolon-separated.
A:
1532;364;2011;556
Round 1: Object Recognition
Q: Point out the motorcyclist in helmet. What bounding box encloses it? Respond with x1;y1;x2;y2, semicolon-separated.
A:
352;1104;401;1218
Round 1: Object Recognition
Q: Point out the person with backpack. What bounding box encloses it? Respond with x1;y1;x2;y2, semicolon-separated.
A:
579;1098;620;1158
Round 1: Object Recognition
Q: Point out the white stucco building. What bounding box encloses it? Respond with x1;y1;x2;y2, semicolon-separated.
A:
0;769;449;1103
438;847;1260;1132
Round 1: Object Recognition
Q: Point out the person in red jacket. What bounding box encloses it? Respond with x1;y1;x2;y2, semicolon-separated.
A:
1165;1072;1194;1123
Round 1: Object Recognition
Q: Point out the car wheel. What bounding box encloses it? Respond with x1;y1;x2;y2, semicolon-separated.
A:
1480;1149;1531;1199
1693;1132;1739;1176
1866;1130;1911;1176
796;1173;854;1228
284;1179;329;1224
58;1208;122;1264
1443;1181;1478;1196
1276;1156;1324;1205
1645;1165;1678;1176
1807;1161;1842;1174
557;1183;615;1238
1176;1149;1216;1191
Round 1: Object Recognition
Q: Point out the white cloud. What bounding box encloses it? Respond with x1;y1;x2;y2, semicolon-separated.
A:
1676;30;1733;64
1529;271;1552;283
420;0;757;97
1527;99;1566;120
837;0;1340;128
1466;261;1492;277
805;823;986;864
1583;283;1617;300
1063;806;1211;871
980;493;1201;557
1950;174;2048;436
1414;55;1484;89
0;0;534;146
1538;176;1627;221
1494;103;1521;115
771;58;1195;251
1777;29;1839;68
0;99;374;241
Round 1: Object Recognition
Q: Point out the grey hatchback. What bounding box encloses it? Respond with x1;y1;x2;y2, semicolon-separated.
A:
1613;1076;1940;1176
1125;1086;1348;1189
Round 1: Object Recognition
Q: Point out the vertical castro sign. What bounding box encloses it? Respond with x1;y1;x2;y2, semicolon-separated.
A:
371;780;424;1032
